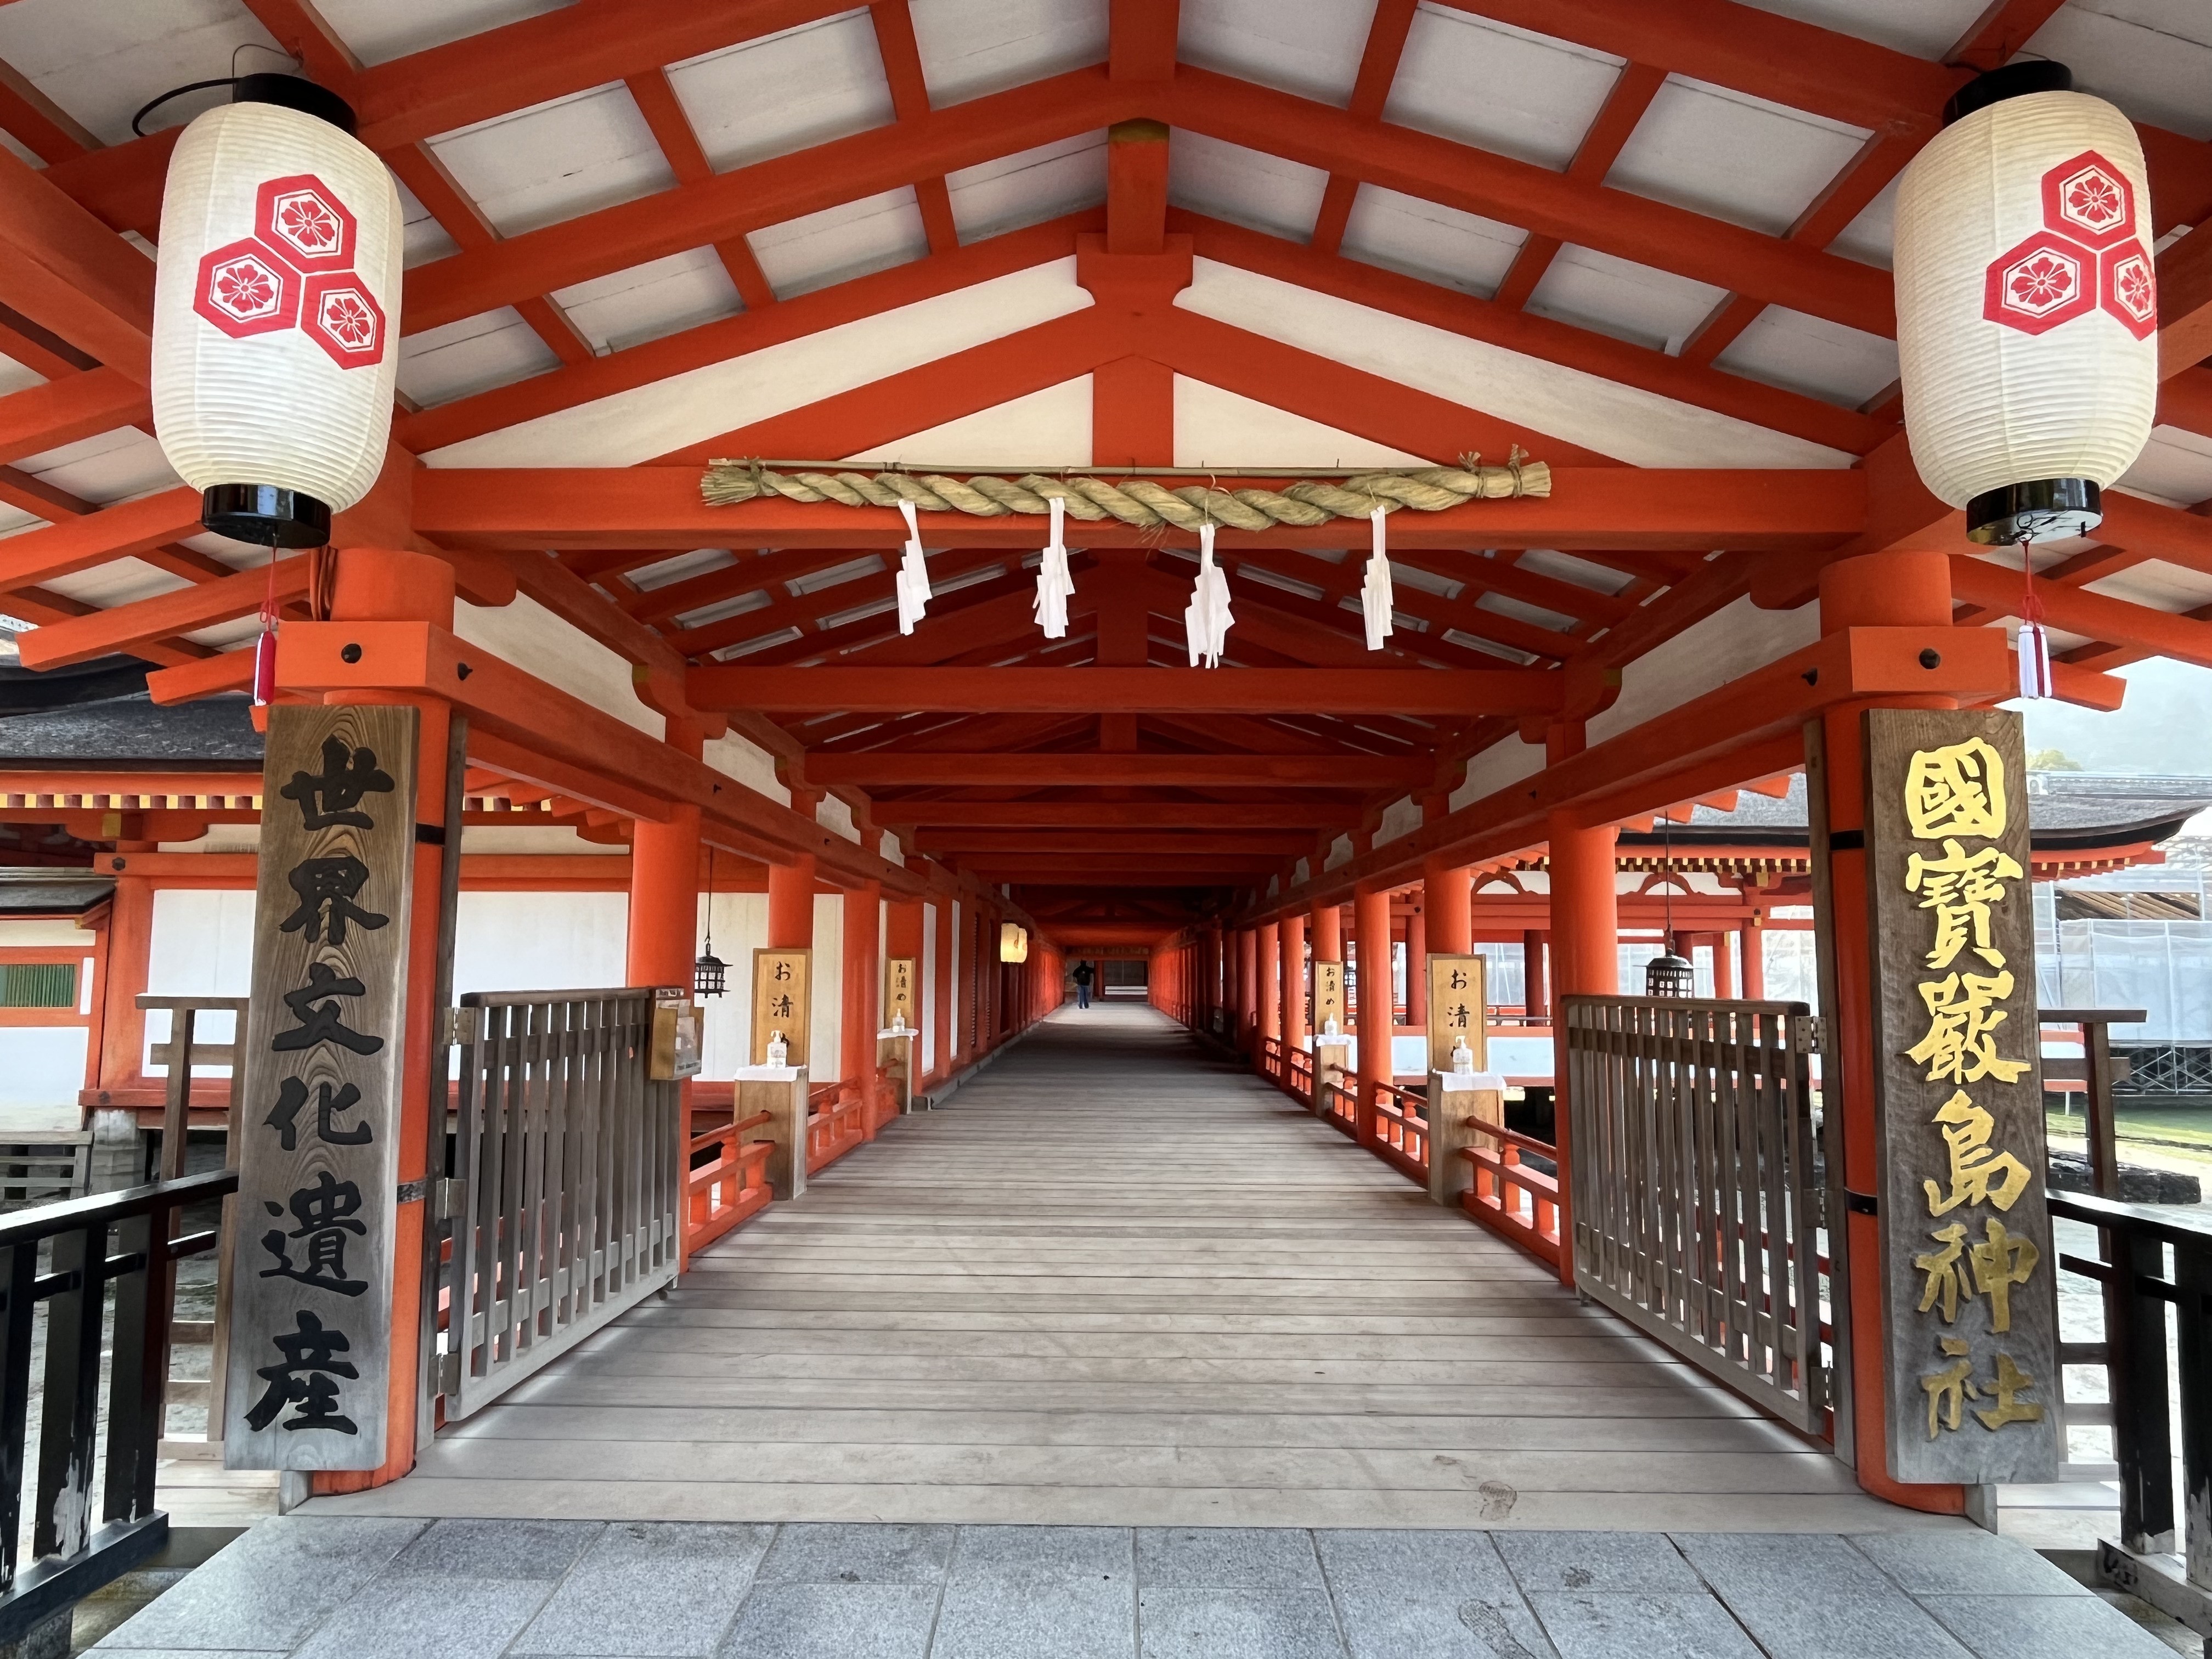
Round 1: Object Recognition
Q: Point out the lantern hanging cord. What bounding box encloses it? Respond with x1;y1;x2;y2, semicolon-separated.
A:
700;449;1549;531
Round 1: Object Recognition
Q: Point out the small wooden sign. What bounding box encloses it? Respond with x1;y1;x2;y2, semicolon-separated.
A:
1312;960;1345;1036
883;955;919;1032
1425;953;1486;1074
225;705;418;1470
650;989;702;1081
1863;708;2058;1485
751;947;811;1066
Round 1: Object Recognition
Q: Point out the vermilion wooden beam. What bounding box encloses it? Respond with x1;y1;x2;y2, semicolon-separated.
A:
873;801;1352;828
922;831;1318;855
412;465;1866;552
622;67;779;309
1108;0;1178;82
869;1;961;256
689;666;1565;716
1493;61;1668;312
804;754;1431;788
0;487;204;590
15;557;310;670
0;148;154;377
0;369;147;467
1105;120;1170;256
1309;0;1418;257
1174;212;1888;456
2160;225;2212;380
397;213;1093;455
1166;65;1893;337
0;58;97;165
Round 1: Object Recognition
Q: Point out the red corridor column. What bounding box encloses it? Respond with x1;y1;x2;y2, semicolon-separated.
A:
1546;720;1617;1293
1352;884;1391;1146
625;721;704;991
1280;913;1307;1053
1256;921;1281;1064
840;881;882;1132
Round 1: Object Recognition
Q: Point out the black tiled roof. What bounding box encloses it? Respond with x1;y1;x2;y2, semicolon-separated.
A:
0;876;113;916
0;693;262;768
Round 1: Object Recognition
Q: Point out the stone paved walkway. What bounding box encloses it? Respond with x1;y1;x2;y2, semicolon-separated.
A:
89;1515;2176;1657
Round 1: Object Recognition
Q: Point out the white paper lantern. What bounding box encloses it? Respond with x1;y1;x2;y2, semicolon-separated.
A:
151;80;402;547
1894;65;2157;544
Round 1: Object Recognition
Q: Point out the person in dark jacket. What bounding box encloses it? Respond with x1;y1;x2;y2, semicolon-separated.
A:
1072;960;1094;1008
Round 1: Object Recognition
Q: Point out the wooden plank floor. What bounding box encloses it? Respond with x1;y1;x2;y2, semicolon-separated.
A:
313;1002;1952;1531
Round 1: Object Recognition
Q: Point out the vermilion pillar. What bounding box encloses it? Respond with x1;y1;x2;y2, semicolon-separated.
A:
1524;929;1550;1021
1280;913;1307;1052
1352;884;1391;1146
1741;915;1767;1001
1256;921;1281;1060
1310;900;1342;960
1819;548;1963;1515
1546;720;1617;1295
1423;859;1472;955
315;547;459;1493
625;721;704;991
1404;904;1427;1028
932;898;955;1084
1237;927;1258;1049
767;853;815;950
840;881;882;1131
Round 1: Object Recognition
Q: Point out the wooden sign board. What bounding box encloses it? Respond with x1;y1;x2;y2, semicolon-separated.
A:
225;706;418;1470
651;989;702;1080
1425;953;1487;1073
1863;708;2058;1484
751;947;811;1066
883;955;919;1031
1311;960;1345;1036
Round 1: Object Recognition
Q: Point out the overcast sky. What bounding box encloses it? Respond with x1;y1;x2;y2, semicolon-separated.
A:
2012;658;2212;775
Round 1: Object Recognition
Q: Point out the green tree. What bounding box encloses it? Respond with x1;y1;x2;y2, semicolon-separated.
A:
2028;747;2084;772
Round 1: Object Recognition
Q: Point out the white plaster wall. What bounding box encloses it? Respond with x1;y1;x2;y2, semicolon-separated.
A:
1372;794;1424;848
845;376;1091;469
424;259;1092;469
452;891;629;997
1173;377;1429;469
159;823;262;852
703;731;789;805
1451;735;1545;812
0;919;97;947
922;901;938;1075
813;892;844;1081
456;825;610;853
0;1029;88;1129
698;890;769;1081
1587;595;1822;746
816;795;861;844
146;888;256;1068
454;592;664;740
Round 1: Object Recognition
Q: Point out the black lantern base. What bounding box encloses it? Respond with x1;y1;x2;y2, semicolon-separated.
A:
1965;478;2101;546
201;484;331;549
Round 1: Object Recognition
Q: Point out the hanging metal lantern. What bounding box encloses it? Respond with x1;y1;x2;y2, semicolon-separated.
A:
692;951;728;999
1894;61;2156;546
150;75;403;548
1645;952;1695;997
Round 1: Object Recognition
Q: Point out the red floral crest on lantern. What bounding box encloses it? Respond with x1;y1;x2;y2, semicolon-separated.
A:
193;237;300;336
1980;149;2153;340
1982;233;2095;335
192;172;385;368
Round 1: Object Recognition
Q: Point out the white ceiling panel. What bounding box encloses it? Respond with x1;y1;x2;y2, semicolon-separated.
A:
0;0;279;144
551;249;743;353
14;426;177;504
668;11;894;173
2023;2;2212;142
2087;557;2212;614
1711;306;1899;408
1384;7;1623;171
0;356;43;399
398;307;561;407
41;556;189;610
428;82;675;236
1523;244;1728;354
947;130;1108;242
2117;427;2212;508
910;0;1107;106
679;588;771;632
397;178;463;269
747;186;930;300
1731;0;1986;58
1513;549;1637;597
1174;377;1431;470
1607;75;1869;235
1339;183;1526;298
625;549;737;592
1830;173;1899;270
1477;589;1576;634
1167;131;1327;241
0;130;40;168
314;0;567;67
1178;0;1377;108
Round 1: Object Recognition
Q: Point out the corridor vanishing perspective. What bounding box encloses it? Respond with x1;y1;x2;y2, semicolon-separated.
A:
318;1006;1922;1532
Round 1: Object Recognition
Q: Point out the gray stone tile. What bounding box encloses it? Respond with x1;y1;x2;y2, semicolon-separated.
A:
930;1578;1135;1659
514;1521;775;1656
388;1518;605;1579
1717;1589;1972;1659
1919;1592;2181;1658
1138;1588;1345;1659
1493;1532;1702;1595
949;1526;1133;1586
81;1653;287;1658
716;1582;938;1659
1312;1531;1519;1600
1327;1590;1556;1659
289;1575;554;1659
755;1525;954;1585
93;1516;425;1651
1849;1530;2091;1598
1671;1532;1897;1601
1136;1530;1324;1590
1528;1591;1763;1659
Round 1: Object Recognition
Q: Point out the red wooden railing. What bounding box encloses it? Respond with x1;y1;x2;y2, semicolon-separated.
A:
1369;1081;1429;1182
686;1109;773;1254
806;1079;867;1173
1460;1120;1561;1267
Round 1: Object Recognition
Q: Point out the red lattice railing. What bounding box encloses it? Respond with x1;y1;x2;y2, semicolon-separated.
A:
1460;1121;1561;1267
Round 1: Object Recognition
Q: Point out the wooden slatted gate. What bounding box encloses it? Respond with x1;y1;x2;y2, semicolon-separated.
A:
1564;994;1829;1435
429;988;681;1421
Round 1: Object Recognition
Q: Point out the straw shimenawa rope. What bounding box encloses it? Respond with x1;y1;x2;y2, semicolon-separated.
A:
699;450;1549;531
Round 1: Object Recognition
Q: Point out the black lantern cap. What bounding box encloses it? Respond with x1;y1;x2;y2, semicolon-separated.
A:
234;72;358;134
201;484;331;549
693;951;729;999
1645;952;1696;998
1965;478;2102;546
1942;60;2072;128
